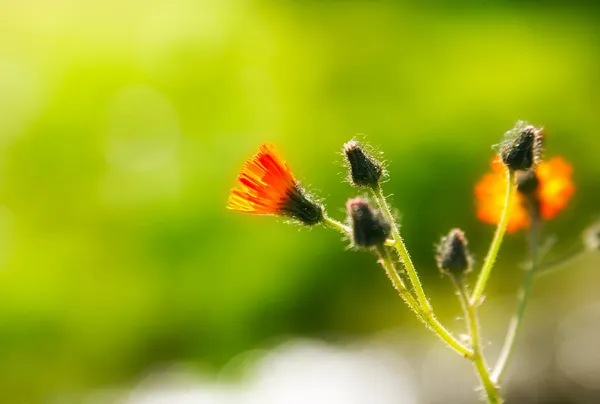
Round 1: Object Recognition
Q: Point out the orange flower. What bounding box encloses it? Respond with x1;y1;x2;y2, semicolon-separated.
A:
475;157;575;232
227;143;323;225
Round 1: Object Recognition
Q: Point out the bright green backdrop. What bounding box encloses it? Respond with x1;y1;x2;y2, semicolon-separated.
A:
0;1;599;402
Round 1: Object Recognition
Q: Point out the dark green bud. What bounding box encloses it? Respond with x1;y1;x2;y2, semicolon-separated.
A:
436;228;472;277
500;123;543;171
346;197;390;248
344;140;383;187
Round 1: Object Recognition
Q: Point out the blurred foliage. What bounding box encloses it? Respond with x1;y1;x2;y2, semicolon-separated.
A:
0;0;599;402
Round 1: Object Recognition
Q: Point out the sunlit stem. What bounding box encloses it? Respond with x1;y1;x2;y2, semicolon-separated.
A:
322;214;350;235
451;276;501;404
470;169;516;306
377;247;473;358
372;185;432;314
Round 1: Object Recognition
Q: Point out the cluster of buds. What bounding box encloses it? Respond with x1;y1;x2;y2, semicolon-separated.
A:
227;121;591;404
342;140;390;249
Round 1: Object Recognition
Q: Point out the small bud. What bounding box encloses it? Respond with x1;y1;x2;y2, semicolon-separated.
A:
500;122;543;171
436;229;472;277
516;169;540;195
346;197;391;248
343;140;383;187
584;221;600;251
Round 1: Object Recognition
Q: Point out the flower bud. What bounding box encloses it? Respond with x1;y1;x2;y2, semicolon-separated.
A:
346;197;391;248
500;122;543;171
584;221;600;251
343;140;383;187
516;169;540;195
436;228;472;277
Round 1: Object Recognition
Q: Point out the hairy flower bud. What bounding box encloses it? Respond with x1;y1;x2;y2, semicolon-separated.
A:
584;221;600;251
346;197;390;248
343;140;383;187
436;228;472;277
500;122;543;171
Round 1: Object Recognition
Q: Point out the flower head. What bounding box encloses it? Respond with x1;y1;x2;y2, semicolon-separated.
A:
227;143;323;225
475;156;575;232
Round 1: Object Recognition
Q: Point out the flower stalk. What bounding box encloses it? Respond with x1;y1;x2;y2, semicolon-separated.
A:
372;184;433;314
452;276;501;404
471;169;516;306
377;246;473;358
322;214;351;235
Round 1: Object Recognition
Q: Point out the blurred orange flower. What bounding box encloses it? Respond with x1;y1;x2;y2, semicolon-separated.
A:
227;143;322;225
475;157;575;232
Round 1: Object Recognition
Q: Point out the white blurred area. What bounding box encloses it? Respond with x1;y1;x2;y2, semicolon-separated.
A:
113;340;421;404
91;255;600;404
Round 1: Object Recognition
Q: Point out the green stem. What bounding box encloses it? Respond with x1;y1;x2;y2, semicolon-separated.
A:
322;214;350;235
491;266;535;383
492;214;542;383
470;169;516;306
452;277;501;404
372;185;432;314
378;247;473;358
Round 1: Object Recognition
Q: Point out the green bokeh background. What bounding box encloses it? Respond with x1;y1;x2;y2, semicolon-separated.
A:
0;1;599;402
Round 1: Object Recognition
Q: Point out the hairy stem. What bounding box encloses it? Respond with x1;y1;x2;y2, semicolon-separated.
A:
322;214;350;235
378;247;473;358
471;169;516;306
452;276;501;404
372;185;432;313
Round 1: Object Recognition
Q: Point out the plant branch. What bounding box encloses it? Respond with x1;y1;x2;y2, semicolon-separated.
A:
452;276;501;404
372;185;432;314
471;169;516;306
377;247;473;358
322;214;350;235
